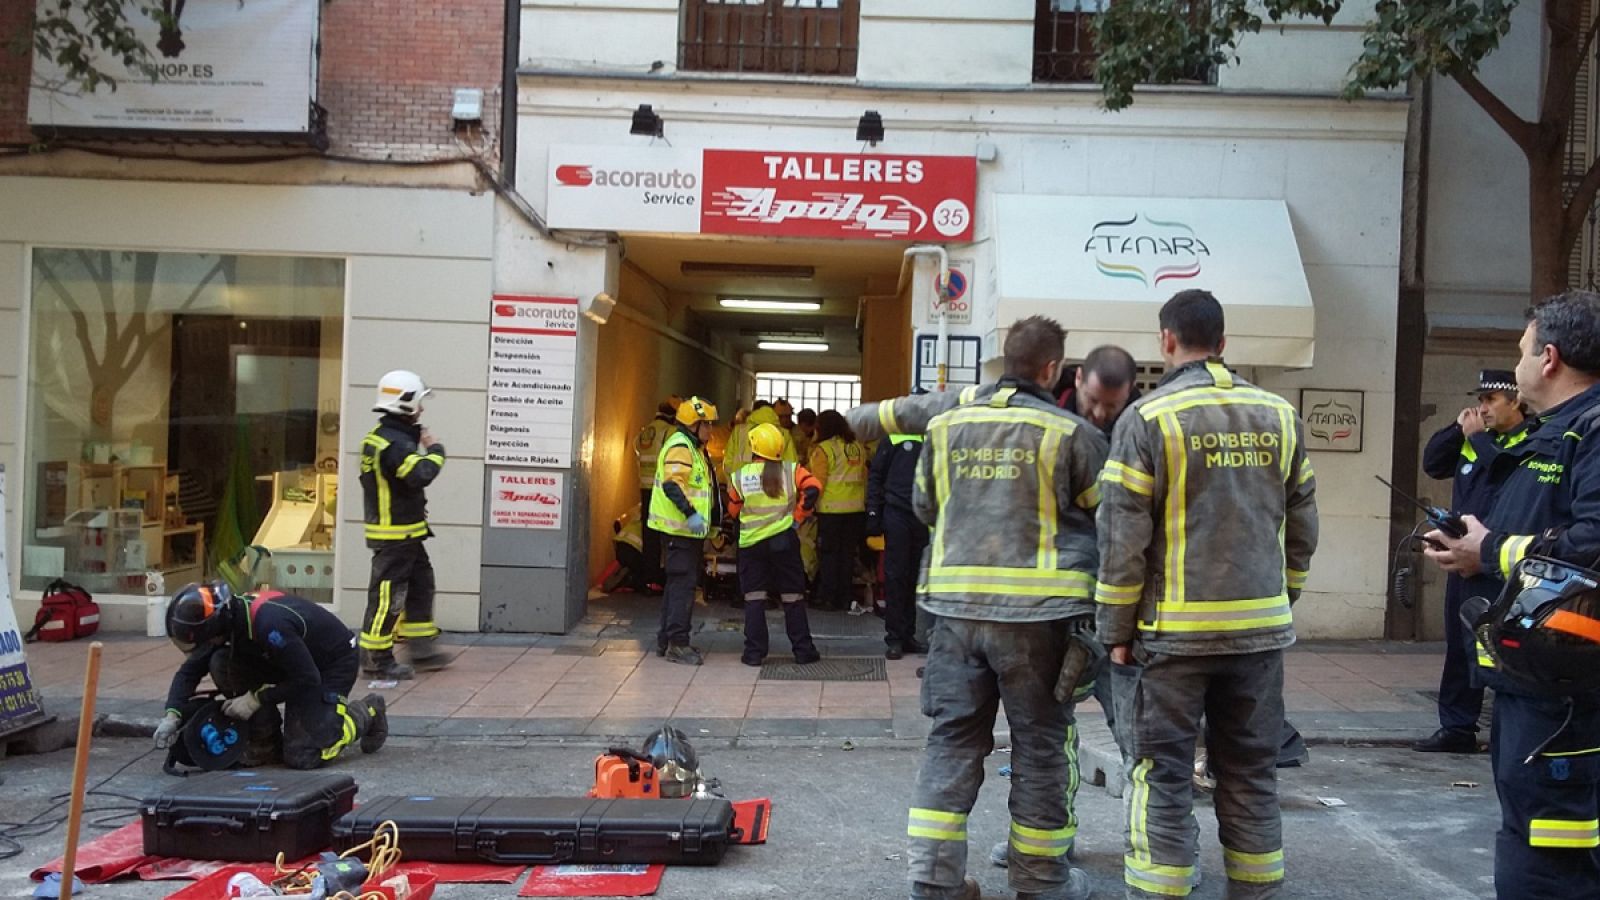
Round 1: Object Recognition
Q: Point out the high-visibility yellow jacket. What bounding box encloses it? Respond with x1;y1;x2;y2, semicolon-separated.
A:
635;416;675;490
810;437;868;514
913;379;1108;622
1095;360;1319;655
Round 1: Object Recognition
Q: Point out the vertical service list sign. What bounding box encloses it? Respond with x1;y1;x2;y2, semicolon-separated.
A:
486;296;579;468
0;466;47;739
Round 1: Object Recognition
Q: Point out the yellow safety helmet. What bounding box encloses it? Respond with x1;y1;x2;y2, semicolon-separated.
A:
676;396;719;427
750;423;786;461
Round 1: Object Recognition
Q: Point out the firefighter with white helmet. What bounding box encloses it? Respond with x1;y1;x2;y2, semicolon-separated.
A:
359;370;447;679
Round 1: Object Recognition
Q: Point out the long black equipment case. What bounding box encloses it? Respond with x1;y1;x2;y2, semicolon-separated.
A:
141;770;358;862
332;796;738;866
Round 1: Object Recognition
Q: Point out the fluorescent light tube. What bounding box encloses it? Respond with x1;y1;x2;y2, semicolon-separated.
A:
720;298;823;312
758;341;830;353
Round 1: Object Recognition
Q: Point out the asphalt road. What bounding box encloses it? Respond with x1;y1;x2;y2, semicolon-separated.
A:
0;737;1499;898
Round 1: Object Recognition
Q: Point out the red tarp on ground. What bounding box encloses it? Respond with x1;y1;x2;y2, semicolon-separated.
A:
519;864;666;897
30;822;153;884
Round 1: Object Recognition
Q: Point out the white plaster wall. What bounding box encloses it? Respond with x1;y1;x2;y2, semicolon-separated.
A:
0;178;496;633
521;0;680;73
517;78;1408;637
856;0;1034;86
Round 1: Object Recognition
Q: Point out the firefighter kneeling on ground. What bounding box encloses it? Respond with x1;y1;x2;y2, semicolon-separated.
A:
153;582;388;770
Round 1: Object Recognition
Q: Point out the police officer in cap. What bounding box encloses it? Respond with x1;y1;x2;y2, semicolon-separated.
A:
153;582;389;770
1416;368;1528;753
1426;290;1600;898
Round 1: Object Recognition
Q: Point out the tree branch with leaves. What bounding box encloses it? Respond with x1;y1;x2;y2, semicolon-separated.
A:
1095;0;1596;300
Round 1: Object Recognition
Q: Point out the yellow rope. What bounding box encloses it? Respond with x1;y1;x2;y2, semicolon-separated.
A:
271;819;404;899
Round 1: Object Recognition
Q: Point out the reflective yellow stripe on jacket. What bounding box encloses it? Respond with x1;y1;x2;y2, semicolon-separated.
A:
736;462;797;547
817;438;867;514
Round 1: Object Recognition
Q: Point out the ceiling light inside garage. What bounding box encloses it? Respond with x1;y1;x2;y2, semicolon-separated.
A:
758;341;831;353
720;297;823;312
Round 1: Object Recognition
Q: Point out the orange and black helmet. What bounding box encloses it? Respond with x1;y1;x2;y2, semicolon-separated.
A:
165;582;236;652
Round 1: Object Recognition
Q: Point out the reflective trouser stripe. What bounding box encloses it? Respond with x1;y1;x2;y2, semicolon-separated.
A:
1529;818;1600;848
1010;821;1074;857
907;808;967;841
360;581;395;650
396;620;439;639
1124;858;1195;897
1065;720;1080;830
1223;847;1285;883
321;701;359;761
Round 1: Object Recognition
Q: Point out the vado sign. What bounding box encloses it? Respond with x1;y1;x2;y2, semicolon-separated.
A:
929;258;975;325
547;145;976;241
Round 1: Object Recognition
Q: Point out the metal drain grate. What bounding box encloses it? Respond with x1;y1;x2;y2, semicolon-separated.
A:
760;656;887;682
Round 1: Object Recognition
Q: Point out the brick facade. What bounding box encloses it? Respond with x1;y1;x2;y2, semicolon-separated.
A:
0;1;504;161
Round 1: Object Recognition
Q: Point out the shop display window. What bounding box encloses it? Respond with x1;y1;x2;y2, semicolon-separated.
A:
23;249;345;602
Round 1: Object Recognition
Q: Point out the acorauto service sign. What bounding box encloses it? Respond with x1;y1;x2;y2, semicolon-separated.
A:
546;145;976;241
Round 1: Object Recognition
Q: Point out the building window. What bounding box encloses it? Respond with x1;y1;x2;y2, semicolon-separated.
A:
1033;0;1214;85
24;250;345;602
755;373;862;414
680;0;859;77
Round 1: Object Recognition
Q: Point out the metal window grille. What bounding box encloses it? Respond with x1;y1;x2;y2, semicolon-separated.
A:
680;0;859;76
755;374;862;414
1033;0;1214;85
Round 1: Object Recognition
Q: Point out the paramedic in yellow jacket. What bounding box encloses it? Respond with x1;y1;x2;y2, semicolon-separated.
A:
649;397;723;667
1097;290;1318;899
634;395;681;591
809;410;869;612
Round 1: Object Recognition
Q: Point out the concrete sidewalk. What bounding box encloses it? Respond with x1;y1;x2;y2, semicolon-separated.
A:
15;595;1446;748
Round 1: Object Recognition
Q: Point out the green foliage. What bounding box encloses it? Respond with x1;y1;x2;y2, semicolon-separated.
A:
1094;0;1520;109
26;0;170;93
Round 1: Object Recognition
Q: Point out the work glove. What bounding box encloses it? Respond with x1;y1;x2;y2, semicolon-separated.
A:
865;535;886;553
686;512;707;535
1053;616;1107;704
153;711;182;749
221;690;263;721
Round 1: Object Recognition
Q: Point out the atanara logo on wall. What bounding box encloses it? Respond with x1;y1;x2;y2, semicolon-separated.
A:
1085;214;1210;288
1307;398;1358;442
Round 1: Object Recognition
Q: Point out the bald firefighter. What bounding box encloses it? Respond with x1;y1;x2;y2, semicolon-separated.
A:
1097;290;1318;899
903;316;1099;900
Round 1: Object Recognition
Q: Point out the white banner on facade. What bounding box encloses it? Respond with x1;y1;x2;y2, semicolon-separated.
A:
28;0;319;134
546;145;705;233
0;466;48;740
486;296;579;468
489;470;565;530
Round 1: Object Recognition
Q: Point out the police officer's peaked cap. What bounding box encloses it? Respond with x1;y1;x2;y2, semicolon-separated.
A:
1473;369;1517;396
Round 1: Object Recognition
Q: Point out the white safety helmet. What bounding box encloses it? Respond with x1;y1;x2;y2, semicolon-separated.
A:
373;370;431;416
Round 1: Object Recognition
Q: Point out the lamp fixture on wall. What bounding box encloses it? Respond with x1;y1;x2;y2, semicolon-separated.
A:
856;110;884;146
630;104;664;138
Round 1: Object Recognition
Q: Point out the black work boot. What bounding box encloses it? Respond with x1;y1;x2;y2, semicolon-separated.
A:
663;645;704;666
363;650;415;680
1412;727;1479;753
358;694;389;754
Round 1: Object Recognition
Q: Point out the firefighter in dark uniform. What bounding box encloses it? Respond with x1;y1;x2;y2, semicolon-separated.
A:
902;316;1100;900
1415;369;1529;753
867;424;928;660
360;369;446;680
152;582;388;769
1426;291;1600;899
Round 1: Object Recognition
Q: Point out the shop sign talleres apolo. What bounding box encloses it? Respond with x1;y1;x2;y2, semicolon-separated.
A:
27;0;319;134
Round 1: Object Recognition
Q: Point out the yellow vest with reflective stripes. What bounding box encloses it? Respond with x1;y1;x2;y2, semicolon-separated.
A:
635;418;675;489
817;438;868;514
734;462;797;547
615;514;643;552
648;430;714;538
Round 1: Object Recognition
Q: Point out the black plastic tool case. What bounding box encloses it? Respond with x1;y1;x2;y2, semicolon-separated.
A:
332;796;737;866
141;770;358;861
